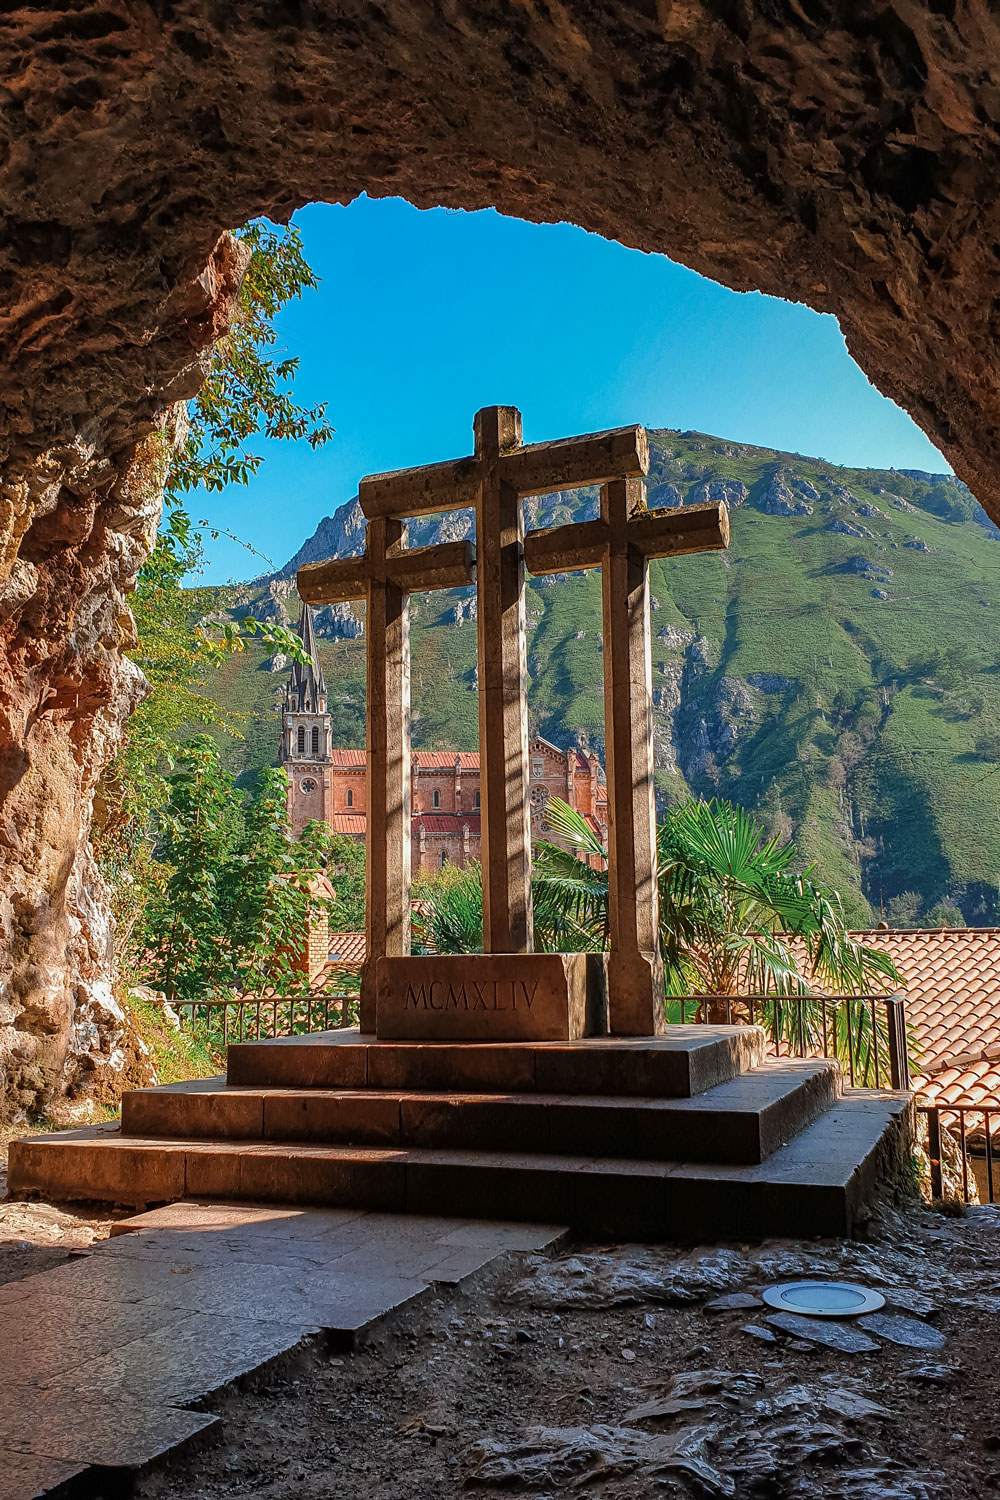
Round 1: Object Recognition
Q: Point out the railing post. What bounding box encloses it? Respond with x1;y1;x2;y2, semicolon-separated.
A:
926;1107;943;1200
886;993;910;1091
986;1112;996;1206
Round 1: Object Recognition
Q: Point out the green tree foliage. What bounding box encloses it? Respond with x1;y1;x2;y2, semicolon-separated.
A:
413;864;484;954
138;738;337;1006
886;890;923;927
326;835;367;932
167;220;333;500
93;219;334;971
919;483;977;526
534;797;898;998
924;899;967;929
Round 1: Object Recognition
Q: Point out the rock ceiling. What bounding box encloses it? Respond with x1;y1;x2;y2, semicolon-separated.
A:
1;0;998;1110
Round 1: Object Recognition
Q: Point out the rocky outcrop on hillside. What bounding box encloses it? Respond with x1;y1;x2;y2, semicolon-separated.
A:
692;479;748;509
315;603;364;639
826;518;874;538
757;471;818;516
842;556;893;581
246;581;290;624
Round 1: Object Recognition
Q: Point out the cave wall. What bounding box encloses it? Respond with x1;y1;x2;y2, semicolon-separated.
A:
2;0;999;1114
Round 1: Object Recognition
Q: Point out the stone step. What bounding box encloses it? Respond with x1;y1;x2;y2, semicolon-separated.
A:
226;1025;766;1098
120;1059;840;1165
9;1092;911;1240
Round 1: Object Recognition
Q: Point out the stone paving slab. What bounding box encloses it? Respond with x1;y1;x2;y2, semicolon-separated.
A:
41;1312;314;1405
0;1291;191;1384
112;1201;369;1238
4;1452;84;1500
0;1202;566;1499
1;1397;217;1469
859;1311;946;1349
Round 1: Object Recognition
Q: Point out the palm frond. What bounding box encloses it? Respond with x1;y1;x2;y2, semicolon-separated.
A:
539;799;608;865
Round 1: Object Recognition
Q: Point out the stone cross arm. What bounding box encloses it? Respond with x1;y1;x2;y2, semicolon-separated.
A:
523;497;730;576
297;538;476;605
358;423;649;519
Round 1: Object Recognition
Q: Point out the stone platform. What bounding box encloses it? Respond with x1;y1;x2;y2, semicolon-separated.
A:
0;1200;563;1499
9;1026;912;1240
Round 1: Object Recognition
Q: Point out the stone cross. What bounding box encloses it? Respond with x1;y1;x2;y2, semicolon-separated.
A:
524;480;729;1034
358;406;649;960
298;521;476;1028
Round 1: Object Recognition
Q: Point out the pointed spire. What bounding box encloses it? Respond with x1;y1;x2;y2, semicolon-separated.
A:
286;604;326;713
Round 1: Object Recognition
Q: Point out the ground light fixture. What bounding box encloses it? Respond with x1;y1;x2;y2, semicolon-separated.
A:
761;1281;887;1317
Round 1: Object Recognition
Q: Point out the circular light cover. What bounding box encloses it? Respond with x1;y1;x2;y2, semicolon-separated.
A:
761;1280;886;1318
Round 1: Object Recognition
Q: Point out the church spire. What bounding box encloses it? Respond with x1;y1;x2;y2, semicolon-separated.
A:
286;604;327;713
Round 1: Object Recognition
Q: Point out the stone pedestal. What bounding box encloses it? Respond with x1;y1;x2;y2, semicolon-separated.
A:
375;953;608;1041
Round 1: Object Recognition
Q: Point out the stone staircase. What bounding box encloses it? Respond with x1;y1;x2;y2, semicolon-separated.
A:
10;1026;912;1240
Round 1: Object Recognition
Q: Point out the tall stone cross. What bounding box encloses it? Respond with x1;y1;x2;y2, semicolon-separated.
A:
524;479;729;1034
298;405;649;1027
358;406;652;954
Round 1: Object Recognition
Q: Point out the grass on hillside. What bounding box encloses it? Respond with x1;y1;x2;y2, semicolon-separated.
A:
193;430;1000;925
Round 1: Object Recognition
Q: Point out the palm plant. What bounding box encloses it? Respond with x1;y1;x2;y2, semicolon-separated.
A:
412;863;484;954
533;795;902;1078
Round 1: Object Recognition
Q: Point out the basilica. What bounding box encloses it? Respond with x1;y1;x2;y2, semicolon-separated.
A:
281;607;608;870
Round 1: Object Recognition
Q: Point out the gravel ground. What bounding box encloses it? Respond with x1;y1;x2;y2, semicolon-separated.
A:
112;1199;1000;1500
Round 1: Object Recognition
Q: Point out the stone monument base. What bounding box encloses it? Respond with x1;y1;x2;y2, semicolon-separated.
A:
375;953;608;1041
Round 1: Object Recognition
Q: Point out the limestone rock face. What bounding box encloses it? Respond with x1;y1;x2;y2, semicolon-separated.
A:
692;479;748;510
757;472;816;517
0;236;247;1117
3;1;1000;1112
246;581;290;623
276;498;366;577
314;602;364;639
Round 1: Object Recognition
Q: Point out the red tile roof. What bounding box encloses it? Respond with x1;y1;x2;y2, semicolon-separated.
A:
326;931;366;969
330;748;480;770
328;813;367;835
852;927;1000;1118
328;745;606;778
328;749;367;767
414;814;482;834
413;751;480;770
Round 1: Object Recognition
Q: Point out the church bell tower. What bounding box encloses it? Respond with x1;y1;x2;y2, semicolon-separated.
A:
281;605;333;835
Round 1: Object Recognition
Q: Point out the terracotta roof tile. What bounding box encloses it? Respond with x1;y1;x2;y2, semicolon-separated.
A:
329;749;482;771
413;814;482;834
326;931;366;968
412;751;480;770
842;928;1000;1111
328;749;367;767
329;813;367;835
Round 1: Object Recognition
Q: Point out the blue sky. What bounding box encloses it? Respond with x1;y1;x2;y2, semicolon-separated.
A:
194;196;947;584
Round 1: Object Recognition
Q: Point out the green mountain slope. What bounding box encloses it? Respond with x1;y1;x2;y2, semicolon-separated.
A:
197;429;1000;926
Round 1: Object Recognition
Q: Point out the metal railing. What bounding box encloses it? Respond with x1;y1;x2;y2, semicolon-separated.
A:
670;992;911;1091
173;987;910;1089
917;1102;1000;1205
172;991;357;1047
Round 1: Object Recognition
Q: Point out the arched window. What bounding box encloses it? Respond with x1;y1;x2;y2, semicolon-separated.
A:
474;790;480;808
440;851;448;869
432;788;440;808
296;726;305;754
311;726;320;755
346;788;353;808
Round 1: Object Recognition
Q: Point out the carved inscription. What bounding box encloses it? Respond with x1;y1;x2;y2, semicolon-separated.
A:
376;954;606;1041
403;980;539;1012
